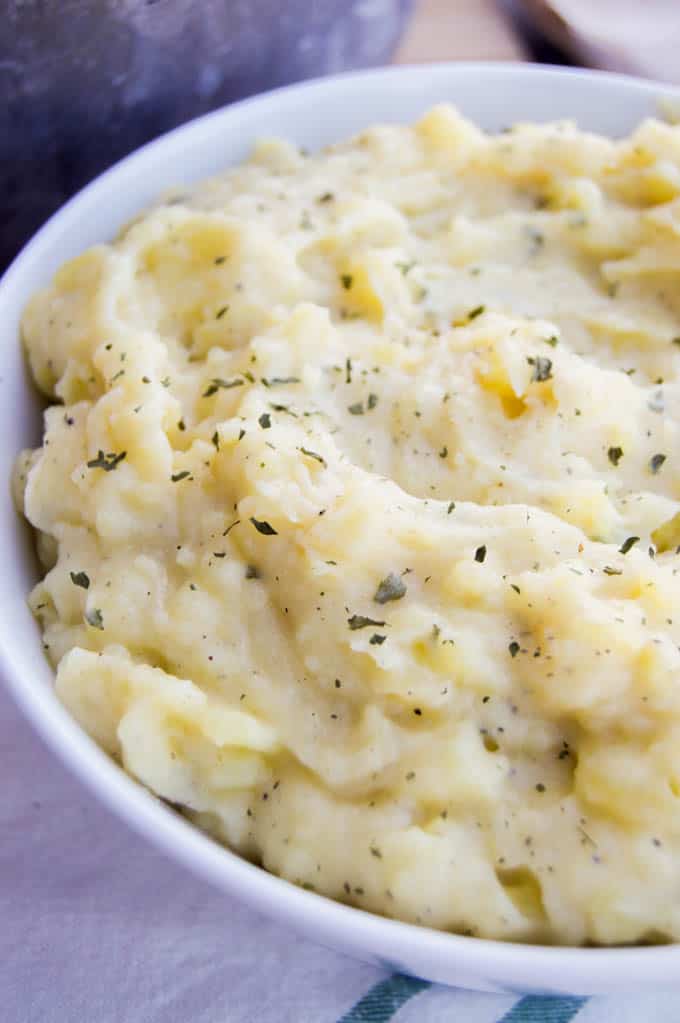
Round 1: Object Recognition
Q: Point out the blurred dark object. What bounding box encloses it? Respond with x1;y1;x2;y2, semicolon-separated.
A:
504;0;680;82
500;0;574;66
1;0;413;270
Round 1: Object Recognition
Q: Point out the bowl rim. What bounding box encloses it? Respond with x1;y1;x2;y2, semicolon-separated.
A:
4;60;680;993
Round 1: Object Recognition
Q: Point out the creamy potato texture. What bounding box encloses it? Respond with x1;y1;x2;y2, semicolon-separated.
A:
16;106;680;945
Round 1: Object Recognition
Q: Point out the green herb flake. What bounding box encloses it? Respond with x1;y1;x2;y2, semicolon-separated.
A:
474;545;487;563
85;608;104;630
345;358;352;385
603;566;622;576
544;335;559;347
212;431;220;451
367;393;378;410
70;571;90;590
300;447;327;468
269;403;296;417
341;274;353;290
348;614;386;631
348;401;364;415
650;453;667;474
87;449;127;472
250;517;278;536
216;306;229;319
261;376;301;388
369;633;386;645
161;376;171;388
178;419;186;432
203;377;244;397
258;413;272;430
245;564;260;579
374;573;407;605
395;260;415;276
171;471;191;482
467;305;485;321
317;192;334;203
214;256;226;265
648;390;665;413
439;445;448;459
619;536;640;555
608;446;624;466
528;355;553;382
447;501;455;514
509;641;520;658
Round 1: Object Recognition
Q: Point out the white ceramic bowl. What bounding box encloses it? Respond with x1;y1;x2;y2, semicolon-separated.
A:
3;63;680;996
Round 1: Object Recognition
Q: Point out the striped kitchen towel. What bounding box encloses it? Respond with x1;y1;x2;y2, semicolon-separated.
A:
2;685;677;1022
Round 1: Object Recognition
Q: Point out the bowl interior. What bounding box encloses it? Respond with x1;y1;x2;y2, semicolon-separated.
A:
2;63;680;994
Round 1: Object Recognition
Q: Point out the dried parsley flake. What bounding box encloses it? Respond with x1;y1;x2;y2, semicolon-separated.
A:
528;356;553;382
85;608;104;630
374;573;407;604
348;614;386;631
87;449;127;472
261;376;301;388
300;447;327;467
250;517;278;536
203;377;244;397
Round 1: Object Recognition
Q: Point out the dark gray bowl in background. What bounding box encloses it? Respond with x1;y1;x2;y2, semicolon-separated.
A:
1;0;413;269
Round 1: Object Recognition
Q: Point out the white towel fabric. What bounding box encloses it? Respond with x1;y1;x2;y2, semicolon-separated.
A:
2;684;679;1023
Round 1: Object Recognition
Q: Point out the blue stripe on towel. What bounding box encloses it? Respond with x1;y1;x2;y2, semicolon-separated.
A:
337;974;431;1022
498;995;589;1023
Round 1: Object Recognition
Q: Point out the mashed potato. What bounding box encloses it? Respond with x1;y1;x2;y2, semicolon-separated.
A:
15;106;680;945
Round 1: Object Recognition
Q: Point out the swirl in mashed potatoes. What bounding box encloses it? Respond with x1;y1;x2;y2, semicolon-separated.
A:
15;106;680;945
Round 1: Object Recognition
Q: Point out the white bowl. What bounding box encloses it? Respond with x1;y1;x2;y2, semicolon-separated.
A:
2;63;680;996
